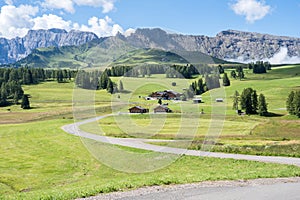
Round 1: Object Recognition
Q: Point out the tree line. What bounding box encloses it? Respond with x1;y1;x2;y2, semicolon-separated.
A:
75;70;117;94
105;64;216;79
0;67;77;108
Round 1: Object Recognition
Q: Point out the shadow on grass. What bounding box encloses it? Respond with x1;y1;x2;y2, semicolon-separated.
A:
265;112;285;117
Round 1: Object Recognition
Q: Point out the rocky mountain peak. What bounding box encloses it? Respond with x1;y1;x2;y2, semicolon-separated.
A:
0;29;98;64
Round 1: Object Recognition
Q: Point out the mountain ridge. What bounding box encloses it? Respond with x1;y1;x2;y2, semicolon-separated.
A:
1;28;300;65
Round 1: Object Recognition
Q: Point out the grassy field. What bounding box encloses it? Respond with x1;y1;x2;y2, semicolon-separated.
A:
81;65;300;157
1;120;300;199
1;64;300;199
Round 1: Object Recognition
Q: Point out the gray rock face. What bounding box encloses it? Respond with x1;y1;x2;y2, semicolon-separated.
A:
1;28;300;64
126;28;300;61
0;29;98;64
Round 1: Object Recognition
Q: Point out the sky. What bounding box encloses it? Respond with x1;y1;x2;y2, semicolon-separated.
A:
0;0;300;40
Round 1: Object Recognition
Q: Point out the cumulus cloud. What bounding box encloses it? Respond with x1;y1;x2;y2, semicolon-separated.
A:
124;28;136;37
77;16;124;37
231;0;271;23
0;3;128;39
0;4;39;39
33;14;72;30
42;0;115;13
42;0;75;13
268;47;300;64
4;0;13;5
74;0;115;13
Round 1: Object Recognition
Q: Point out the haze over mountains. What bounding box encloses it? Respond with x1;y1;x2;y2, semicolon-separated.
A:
1;28;300;65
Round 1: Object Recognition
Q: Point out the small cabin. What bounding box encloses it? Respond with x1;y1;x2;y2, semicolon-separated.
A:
154;105;172;113
193;98;202;104
129;106;149;113
215;98;224;102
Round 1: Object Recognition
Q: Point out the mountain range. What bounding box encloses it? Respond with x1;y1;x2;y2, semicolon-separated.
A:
1;28;300;66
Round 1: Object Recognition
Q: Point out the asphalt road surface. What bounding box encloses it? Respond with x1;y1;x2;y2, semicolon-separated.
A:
80;178;300;200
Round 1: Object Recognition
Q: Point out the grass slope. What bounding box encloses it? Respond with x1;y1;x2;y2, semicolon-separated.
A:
0;120;300;199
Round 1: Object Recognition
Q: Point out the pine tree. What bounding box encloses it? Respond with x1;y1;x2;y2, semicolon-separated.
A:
119;80;124;92
292;91;300;118
258;93;268;116
286;91;295;115
232;90;240;110
158;98;162;105
230;70;237;79
21;94;30;109
106;78;114;94
222;72;230;86
251;90;258;114
240;88;253;115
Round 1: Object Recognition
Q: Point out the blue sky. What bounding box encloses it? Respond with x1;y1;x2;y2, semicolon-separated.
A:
0;0;300;39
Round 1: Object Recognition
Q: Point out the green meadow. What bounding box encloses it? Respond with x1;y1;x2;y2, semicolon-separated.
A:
0;64;300;199
1;120;300;199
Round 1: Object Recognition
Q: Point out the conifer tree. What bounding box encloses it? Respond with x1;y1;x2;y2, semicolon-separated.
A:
258;93;268;116
286;91;295;115
21;94;30;109
222;72;230;86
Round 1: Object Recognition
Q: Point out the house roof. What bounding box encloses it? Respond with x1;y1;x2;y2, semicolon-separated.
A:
129;106;146;110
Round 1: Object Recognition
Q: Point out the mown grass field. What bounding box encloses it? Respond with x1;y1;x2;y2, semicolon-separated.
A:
1;64;300;199
81;65;300;157
1;120;300;199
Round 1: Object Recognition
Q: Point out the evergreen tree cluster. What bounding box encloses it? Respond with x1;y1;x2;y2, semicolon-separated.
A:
0;80;24;106
230;66;245;80
189;78;207;95
187;74;221;97
0;67;76;85
75;70;117;94
250;61;271;74
106;64;215;79
233;87;268;116
286;91;300;118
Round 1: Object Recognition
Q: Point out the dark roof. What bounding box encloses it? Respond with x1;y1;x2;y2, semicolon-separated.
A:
129;106;147;110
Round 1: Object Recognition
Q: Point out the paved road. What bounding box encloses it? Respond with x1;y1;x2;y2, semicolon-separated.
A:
119;181;300;200
62;114;300;167
80;178;300;200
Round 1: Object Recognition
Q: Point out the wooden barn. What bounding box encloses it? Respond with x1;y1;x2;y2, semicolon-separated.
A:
129;106;149;113
154;105;172;113
149;90;182;100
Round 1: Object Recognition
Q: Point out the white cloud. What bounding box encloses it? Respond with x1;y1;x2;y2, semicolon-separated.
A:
0;4;39;39
268;47;300;64
124;28;136;37
33;14;72;30
42;0;115;13
74;0;115;13
78;16;124;37
4;0;13;5
42;0;75;13
231;0;271;23
0;4;127;39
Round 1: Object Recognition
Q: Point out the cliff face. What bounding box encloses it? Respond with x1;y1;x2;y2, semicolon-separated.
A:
0;29;98;64
1;28;300;64
126;28;300;61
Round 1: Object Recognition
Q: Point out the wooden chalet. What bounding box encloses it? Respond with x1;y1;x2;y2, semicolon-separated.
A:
154;105;172;113
129;106;149;113
149;90;182;100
